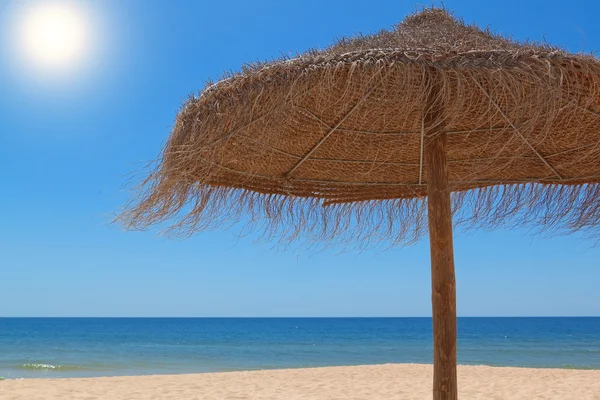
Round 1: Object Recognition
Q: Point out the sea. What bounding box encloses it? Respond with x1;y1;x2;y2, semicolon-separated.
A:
0;318;599;379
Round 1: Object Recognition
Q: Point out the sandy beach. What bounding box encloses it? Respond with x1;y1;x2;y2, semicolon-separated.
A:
2;363;600;400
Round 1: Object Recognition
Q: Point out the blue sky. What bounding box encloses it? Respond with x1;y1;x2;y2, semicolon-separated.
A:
0;0;598;317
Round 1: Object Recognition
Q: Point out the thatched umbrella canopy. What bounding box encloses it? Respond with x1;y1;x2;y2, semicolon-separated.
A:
120;8;600;399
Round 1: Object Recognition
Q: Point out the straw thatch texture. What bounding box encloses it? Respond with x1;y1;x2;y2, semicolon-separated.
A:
119;8;600;245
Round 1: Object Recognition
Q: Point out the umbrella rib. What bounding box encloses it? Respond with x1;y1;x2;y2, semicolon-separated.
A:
338;124;510;136
545;143;598;158
560;96;600;119
284;67;393;178
201;150;600;186
238;132;577;165
284;105;368;178
293;106;333;130
472;78;564;180
288;175;600;187
295;104;511;136
301;155;548;166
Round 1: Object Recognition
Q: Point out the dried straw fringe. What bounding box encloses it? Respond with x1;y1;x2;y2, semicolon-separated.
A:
118;179;600;249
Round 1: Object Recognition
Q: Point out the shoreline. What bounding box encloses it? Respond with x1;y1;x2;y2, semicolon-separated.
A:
3;362;600;381
3;363;600;399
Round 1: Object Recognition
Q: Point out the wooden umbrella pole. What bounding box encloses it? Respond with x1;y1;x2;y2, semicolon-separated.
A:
424;69;458;400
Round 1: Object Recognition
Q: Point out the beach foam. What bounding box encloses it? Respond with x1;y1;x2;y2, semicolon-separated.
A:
17;364;78;370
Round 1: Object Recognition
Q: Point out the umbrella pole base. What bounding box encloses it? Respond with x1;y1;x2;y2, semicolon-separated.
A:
425;83;458;399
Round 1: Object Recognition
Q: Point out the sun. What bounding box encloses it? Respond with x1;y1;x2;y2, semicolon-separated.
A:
18;3;89;70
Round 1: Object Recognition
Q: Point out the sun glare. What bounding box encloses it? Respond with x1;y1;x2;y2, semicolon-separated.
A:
18;3;89;70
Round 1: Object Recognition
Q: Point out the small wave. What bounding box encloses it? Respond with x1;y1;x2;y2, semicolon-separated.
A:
16;364;84;371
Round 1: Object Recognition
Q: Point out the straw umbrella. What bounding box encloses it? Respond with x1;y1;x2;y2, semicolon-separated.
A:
120;9;600;399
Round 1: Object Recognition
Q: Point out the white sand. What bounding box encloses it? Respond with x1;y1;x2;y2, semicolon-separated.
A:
2;364;600;400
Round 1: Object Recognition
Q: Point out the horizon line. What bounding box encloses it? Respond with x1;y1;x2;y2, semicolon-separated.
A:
1;316;598;319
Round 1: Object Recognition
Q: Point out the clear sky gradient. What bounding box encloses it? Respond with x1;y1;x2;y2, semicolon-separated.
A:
0;0;598;317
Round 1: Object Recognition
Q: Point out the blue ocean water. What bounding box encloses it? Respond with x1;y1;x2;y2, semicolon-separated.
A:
0;318;598;379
